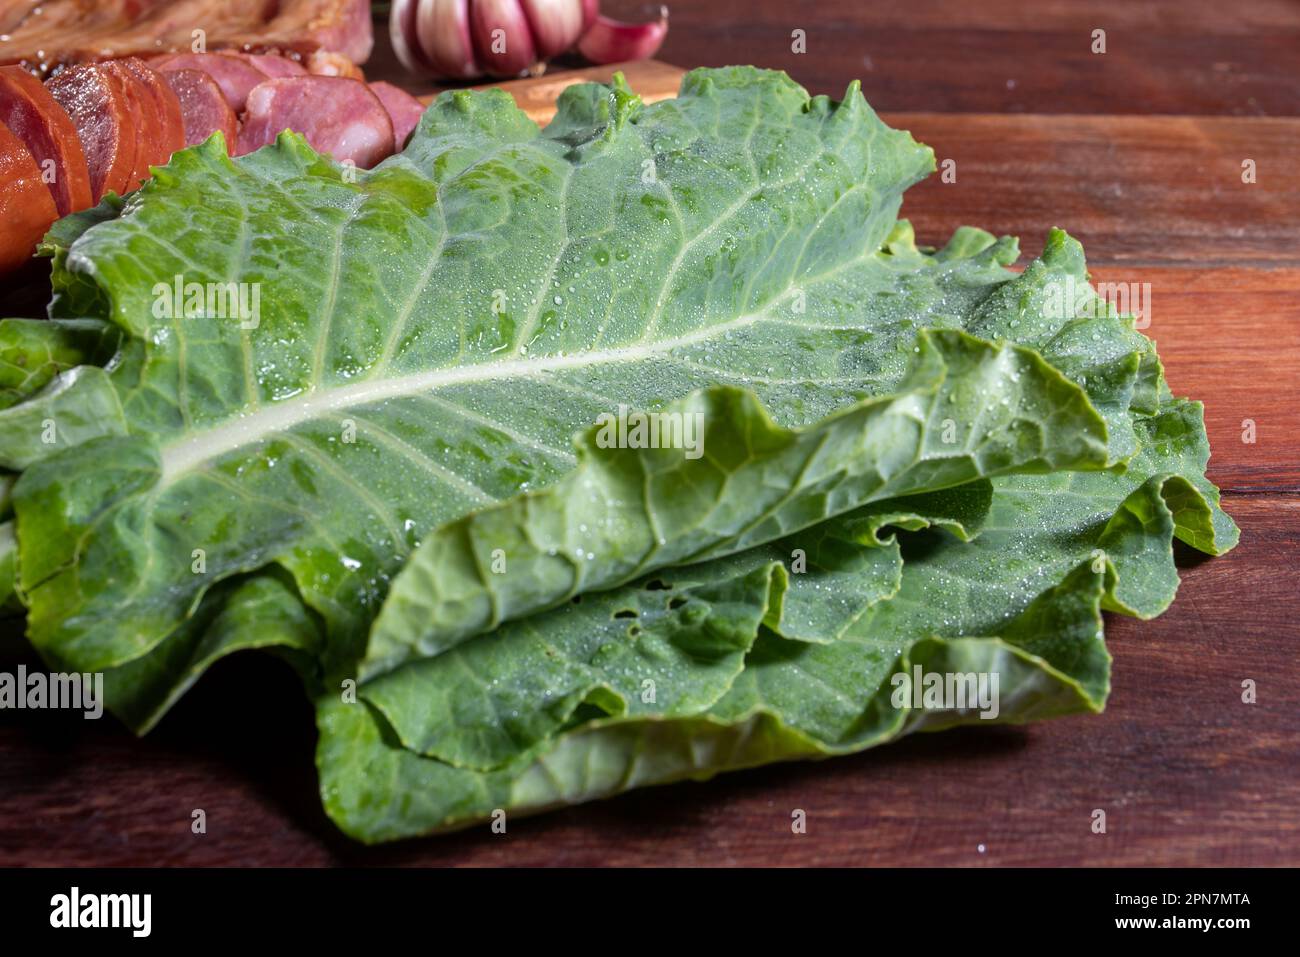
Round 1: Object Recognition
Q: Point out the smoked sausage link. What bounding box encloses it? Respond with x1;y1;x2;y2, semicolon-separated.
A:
152;52;270;113
45;63;134;202
102;58;161;192
238;76;394;168
368;81;425;149
160;68;238;150
115;57;186;164
0;65;92;216
0;119;58;272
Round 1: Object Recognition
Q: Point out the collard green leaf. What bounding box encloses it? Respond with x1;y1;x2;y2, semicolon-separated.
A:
0;319;120;411
14;66;951;678
0;66;1237;843
316;556;1113;842
0;366;127;470
359;481;990;774
0;318;126;473
102;572;322;734
364;560;786;771
364;329;1108;677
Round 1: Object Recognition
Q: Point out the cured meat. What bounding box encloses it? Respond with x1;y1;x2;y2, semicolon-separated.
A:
228;0;374;65
152;52;269;113
368;81;424;149
114;57;185;163
0;64;92;215
238;76;394;169
102;58;160;191
0;0;370;75
119;58;185;158
222;51;308;78
0;119;57;272
160;68;237;149
45;62;134;201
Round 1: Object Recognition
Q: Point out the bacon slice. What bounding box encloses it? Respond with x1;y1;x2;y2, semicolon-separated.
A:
368;81;425;149
45;62;134;201
160;68;237;150
0;118;58;272
0;64;92;215
238;76;394;169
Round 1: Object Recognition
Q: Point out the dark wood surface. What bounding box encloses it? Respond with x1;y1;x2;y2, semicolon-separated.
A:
366;0;1300;117
2;0;1298;867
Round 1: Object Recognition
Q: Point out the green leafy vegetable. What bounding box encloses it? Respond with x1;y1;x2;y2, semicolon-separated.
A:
1;66;1235;842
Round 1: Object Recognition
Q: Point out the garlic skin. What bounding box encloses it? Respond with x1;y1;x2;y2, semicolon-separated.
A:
418;0;480;79
393;0;669;81
578;5;669;66
520;0;587;59
470;0;539;77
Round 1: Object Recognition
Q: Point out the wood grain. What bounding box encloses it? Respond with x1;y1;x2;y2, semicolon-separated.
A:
651;0;1300;116
891;113;1300;267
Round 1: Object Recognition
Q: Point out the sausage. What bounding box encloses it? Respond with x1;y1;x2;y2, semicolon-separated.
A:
0;64;92;215
101;59;159;192
0;119;58;272
220;52;307;78
151;52;270;113
367;81;425;149
114;57;185;164
237;76;394;169
160;68;237;150
45;62;133;201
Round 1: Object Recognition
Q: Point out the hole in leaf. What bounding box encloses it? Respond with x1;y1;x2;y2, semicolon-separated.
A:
667;597;687;610
613;609;637;619
644;579;672;591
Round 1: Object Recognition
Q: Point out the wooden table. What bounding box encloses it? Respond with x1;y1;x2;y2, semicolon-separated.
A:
2;0;1297;867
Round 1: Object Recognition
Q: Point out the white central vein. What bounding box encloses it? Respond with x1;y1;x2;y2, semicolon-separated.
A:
157;219;890;485
159;307;775;482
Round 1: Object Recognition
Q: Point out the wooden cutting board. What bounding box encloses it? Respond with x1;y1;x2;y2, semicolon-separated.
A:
416;58;687;122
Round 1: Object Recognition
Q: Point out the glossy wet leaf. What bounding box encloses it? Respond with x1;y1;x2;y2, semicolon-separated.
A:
0;67;1236;843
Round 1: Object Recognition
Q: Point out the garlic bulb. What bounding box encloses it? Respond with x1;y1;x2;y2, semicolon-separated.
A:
391;0;669;81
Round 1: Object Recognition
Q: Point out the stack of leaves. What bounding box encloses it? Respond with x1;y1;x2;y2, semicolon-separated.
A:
0;67;1236;842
